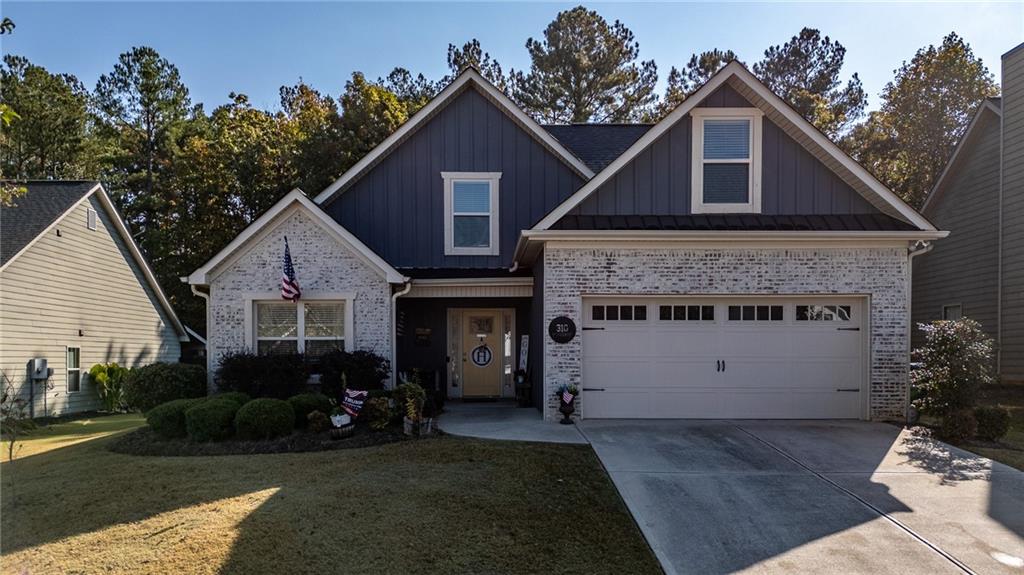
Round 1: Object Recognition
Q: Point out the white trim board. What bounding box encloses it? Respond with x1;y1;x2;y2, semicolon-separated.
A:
442;172;502;256
0;182;189;341
921;99;1002;214
188;189;407;285
690;108;764;214
531;61;937;233
314;68;594;206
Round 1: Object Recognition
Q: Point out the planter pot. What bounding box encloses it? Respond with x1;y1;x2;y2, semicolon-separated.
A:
331;413;351;428
330;423;355;440
403;416;434;437
558;397;576;425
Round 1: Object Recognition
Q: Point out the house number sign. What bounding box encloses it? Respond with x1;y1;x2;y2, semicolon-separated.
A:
548;316;576;344
471;345;493;367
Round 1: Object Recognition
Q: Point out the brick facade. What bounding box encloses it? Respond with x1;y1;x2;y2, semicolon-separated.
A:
207;209;392;388
541;246;910;422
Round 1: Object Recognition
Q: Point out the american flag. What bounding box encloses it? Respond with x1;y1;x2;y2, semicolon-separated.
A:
562;390;575;403
281;237;301;301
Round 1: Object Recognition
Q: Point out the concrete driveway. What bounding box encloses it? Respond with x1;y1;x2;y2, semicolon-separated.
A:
579;420;1024;575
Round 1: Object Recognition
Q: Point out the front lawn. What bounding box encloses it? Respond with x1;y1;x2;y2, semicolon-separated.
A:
1;415;659;575
964;384;1024;470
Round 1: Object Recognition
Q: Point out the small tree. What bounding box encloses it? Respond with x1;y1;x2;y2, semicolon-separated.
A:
912;318;994;417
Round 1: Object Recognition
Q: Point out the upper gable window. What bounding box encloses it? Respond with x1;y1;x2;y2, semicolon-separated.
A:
691;108;763;214
442;172;501;256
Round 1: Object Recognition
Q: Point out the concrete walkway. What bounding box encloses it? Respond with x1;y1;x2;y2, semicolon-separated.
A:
580;419;1024;575
437;401;587;444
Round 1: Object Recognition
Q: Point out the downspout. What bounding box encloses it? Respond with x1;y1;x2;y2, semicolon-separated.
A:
188;282;213;389
906;241;933;423
390;280;412;388
997;104;1005;378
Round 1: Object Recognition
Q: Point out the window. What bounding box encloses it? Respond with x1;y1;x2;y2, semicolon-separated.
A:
86;208;97;231
728;305;783;322
256;301;345;357
591;305;647;321
796;305;852;322
443;172;501;255
67;347;81;392
942;304;963;321
659;305;715;321
691;108;763;214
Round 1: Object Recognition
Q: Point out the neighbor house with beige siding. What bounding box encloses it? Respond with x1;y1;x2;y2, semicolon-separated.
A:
0;181;188;415
913;42;1024;383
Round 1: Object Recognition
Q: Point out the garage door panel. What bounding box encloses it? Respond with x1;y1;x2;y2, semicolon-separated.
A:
581;297;865;419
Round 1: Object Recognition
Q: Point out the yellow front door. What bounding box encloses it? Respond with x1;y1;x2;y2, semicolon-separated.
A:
461;310;503;397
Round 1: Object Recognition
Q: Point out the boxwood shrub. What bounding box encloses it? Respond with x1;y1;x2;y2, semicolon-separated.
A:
216;352;308;399
213;391;251;407
235;398;295;440
288;393;332;428
124;363;207;412
974;406;1011;441
147;398;206;439
319;350;390;399
186;398;240;442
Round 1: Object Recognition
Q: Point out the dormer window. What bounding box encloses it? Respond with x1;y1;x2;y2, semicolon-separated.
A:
443;172;501;256
691;108;763;214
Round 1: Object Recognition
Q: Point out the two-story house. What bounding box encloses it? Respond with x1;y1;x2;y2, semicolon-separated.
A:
189;62;944;422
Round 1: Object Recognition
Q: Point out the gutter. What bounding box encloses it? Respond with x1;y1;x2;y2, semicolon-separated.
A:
905;241;934;423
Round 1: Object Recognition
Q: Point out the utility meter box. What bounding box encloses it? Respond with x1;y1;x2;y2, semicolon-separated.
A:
28;358;51;381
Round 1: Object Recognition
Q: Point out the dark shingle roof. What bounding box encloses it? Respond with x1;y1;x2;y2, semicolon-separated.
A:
543;124;651;172
1;181;98;265
552;213;918;232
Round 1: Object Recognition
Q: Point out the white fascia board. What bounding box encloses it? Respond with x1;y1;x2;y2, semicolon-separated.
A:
92;186;190;341
313;69;593;206
532;61;937;232
189;189;407;285
921;100;1002;214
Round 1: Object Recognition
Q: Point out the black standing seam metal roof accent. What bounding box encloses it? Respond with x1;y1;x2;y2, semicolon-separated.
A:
542;124;652;172
550;213;919;232
0;181;98;265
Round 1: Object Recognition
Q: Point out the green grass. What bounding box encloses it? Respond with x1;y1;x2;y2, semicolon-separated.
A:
1;412;144;459
1;414;660;575
966;384;1024;470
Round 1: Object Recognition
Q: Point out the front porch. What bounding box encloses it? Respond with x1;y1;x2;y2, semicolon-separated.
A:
437;401;587;444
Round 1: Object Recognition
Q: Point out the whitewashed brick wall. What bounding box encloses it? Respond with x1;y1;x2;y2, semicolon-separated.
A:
207;209;392;388
541;246;909;422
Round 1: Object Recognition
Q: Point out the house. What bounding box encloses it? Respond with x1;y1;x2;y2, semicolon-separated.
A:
0;181;188;416
189;62;944;422
912;43;1023;383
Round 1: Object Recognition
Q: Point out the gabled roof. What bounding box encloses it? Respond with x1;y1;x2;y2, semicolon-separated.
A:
532;61;937;232
189;189;407;285
543;124;652;172
0;181;188;341
314;68;595;205
0;180;98;265
920;98;1002;214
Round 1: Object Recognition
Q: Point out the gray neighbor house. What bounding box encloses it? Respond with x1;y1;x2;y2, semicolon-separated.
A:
913;42;1024;383
189;61;945;423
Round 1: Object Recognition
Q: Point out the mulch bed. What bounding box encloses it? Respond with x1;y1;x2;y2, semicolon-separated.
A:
108;424;424;457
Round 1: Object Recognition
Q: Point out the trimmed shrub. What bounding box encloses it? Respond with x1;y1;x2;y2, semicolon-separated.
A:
124;363;207;412
307;410;331;433
319;350;390;399
974;406;1011;442
216;352;308;399
147;398;206;439
214;391;251;407
185;399;240;442
235;398;295;440
912;319;995;417
367;389;392;400
940;409;978;443
288;393;332;428
362;397;391;430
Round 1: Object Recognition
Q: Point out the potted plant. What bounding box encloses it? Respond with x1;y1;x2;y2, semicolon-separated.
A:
397;382;432;436
556;383;579;425
328;400;354;440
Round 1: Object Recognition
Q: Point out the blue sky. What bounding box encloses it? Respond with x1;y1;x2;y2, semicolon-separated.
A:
3;2;1021;113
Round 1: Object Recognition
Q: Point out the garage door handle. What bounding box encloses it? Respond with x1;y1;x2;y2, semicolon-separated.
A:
582;387;605;392
716;360;721;372
836;388;859;392
837;327;860;331
582;327;605;331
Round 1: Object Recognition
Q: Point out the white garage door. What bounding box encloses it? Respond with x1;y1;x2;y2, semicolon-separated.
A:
581;297;865;419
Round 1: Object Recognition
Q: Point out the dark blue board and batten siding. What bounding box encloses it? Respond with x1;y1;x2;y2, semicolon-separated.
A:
570;85;879;217
322;86;586;269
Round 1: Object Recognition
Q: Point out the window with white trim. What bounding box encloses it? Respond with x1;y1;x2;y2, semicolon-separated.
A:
942;304;963;321
255;301;345;357
67;347;81;392
691;108;763;214
86;208;97;231
443;172;500;255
